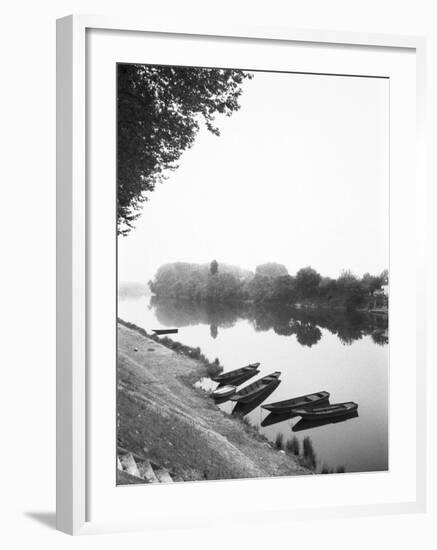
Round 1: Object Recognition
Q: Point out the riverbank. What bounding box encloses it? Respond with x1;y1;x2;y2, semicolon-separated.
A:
117;320;311;483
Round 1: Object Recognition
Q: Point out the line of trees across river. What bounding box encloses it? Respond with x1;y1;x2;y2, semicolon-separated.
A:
148;262;388;312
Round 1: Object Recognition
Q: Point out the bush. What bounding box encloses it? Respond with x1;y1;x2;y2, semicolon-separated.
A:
285;436;300;456
275;432;284;450
302;436;317;469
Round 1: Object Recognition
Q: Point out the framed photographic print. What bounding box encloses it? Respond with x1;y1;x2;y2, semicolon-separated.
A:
56;15;427;535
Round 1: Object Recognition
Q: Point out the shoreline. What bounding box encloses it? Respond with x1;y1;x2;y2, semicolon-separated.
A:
117;319;311;483
149;294;388;317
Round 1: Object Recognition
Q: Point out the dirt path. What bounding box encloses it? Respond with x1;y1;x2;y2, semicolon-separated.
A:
117;322;311;482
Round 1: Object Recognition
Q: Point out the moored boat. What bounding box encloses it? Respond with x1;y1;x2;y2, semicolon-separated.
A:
217;369;259;388
211;385;236;399
261;390;330;413
232;380;281;417
292;401;358;420
211;363;260;384
229;372;281;403
152;328;178;335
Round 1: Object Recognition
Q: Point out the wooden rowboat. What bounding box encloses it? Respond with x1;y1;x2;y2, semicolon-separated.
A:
292;402;358;420
152;328;178;335
232;380;281;416
216;369;259;388
229;372;281;403
211;363;260;384
211;385;236;399
261;390;330;413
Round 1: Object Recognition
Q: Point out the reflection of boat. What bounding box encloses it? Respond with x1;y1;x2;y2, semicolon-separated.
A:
292;402;358;420
261;391;330;413
217;369;259;388
152;328;178;335
261;410;299;427
232;380;281;416
292;411;359;432
213;394;233;405
211;363;260;384
229;372;281;403
211;385;236;399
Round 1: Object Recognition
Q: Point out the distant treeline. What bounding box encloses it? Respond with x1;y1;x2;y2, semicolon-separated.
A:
149;261;388;312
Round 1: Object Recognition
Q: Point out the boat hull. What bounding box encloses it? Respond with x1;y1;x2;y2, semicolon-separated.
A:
232;380;281;415
262;391;330;413
152;329;178;335
211;364;260;384
229;373;281;403
217;369;259;388
293;402;358;420
211;385;236;399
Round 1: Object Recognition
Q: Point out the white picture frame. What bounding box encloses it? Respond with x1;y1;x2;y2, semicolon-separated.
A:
56;14;427;535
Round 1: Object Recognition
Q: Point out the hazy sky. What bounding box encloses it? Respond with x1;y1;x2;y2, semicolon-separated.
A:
118;70;388;284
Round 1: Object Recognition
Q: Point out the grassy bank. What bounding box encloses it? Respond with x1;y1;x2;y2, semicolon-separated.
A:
117;319;311;482
118;318;223;379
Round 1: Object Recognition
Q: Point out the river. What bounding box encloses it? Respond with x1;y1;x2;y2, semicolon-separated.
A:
118;292;388;474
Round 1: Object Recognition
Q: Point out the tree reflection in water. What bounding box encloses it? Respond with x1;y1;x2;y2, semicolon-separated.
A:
150;297;388;347
210;325;218;339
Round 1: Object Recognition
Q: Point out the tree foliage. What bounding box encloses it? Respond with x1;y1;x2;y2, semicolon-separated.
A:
255;262;289;278
245;274;273;303
337;270;368;311
149;262;248;303
380;269;389;285
361;272;383;294
269;275;297;303
117;64;253;234
295;267;322;298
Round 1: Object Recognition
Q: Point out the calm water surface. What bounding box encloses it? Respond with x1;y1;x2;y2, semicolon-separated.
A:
119;294;388;473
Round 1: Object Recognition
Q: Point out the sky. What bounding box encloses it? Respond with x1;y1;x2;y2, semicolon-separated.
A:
118;70;389;284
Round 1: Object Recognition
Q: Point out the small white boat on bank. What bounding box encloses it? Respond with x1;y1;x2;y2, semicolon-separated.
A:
211;385;237;399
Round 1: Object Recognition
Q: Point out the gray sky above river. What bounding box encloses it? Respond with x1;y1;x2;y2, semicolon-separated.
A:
118;70;388;284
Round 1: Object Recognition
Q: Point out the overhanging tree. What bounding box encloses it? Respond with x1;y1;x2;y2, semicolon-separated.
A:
117;64;253;235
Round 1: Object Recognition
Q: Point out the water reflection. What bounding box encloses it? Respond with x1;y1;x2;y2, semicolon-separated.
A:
119;293;389;473
150;297;388;347
292;411;359;432
371;328;389;346
261;410;300;427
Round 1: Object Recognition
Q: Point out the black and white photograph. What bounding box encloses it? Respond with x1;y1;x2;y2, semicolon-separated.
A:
116;63;389;485
1;0;432;544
